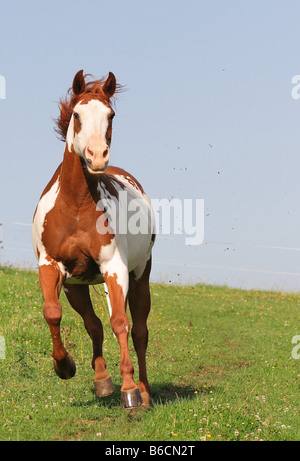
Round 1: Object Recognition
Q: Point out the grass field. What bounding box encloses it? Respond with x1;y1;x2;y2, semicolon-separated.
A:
0;266;299;441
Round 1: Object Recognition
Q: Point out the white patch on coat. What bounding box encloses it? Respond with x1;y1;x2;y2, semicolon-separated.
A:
32;177;65;275
97;174;156;312
98;234;129;302
112;174;155;280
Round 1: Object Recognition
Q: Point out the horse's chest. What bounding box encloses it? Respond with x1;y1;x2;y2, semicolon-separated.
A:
57;227;101;262
57;232;103;284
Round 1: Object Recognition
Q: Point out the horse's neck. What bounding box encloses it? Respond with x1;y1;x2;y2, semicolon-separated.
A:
60;146;98;206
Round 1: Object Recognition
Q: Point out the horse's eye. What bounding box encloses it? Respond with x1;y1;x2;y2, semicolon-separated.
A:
110;113;115;120
73;112;79;120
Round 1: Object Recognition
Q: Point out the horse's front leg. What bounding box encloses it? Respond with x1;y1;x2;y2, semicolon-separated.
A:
39;262;76;379
104;267;142;409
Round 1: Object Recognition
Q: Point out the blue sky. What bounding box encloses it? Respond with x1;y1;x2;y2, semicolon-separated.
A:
1;0;300;291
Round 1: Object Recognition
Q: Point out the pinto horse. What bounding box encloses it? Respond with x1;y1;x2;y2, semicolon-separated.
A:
32;70;155;408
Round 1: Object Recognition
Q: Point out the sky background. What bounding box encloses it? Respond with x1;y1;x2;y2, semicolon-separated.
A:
1;0;300;292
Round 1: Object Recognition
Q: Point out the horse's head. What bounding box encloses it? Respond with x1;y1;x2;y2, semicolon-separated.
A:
56;70;120;174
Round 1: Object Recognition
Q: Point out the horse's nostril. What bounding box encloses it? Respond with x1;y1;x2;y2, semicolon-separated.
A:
103;149;108;158
86;157;92;165
87;147;94;157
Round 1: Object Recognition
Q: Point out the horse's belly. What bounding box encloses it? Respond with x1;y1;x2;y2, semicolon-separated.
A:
64;272;104;285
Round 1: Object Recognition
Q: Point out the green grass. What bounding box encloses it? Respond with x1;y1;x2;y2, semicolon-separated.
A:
0;266;299;441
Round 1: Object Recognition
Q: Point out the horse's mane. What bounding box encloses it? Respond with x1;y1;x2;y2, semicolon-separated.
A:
54;73;123;142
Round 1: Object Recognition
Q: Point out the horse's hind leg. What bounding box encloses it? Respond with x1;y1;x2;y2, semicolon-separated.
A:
128;259;152;407
39;263;76;379
63;283;114;397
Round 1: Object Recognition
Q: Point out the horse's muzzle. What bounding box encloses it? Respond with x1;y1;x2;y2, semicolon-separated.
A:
83;146;109;174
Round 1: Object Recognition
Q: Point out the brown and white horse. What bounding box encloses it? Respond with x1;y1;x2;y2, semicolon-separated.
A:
32;70;155;408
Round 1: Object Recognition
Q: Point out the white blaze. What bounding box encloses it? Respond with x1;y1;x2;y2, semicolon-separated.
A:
67;99;111;155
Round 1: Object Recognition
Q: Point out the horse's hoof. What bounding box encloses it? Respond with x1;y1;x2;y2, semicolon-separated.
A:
121;388;143;409
140;392;153;408
53;353;76;380
94;376;114;397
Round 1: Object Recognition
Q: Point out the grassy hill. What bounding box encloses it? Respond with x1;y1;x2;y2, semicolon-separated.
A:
0;266;299;441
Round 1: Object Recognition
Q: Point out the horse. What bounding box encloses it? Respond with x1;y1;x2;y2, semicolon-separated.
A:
32;70;155;409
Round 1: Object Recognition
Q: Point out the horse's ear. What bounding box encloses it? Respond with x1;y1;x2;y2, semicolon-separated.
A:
73;70;85;95
102;72;116;99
